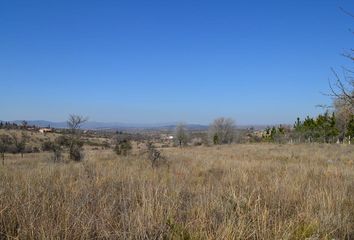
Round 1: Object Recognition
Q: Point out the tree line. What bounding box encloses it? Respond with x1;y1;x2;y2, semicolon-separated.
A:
262;111;353;144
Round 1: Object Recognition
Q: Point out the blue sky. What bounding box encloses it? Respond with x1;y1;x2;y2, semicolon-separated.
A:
0;0;353;125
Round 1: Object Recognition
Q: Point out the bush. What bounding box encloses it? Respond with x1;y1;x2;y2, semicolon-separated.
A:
114;139;132;156
146;142;167;168
101;141;111;149
69;144;84;161
42;141;54;151
23;146;35;154
7;145;18;154
52;147;63;162
191;137;203;146
55;135;70;147
32;146;40;153
41;140;63;162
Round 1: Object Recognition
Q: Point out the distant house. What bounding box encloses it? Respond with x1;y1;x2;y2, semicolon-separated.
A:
161;134;174;140
39;128;52;133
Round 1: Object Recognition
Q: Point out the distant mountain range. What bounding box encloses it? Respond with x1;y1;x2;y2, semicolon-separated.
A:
1;120;268;131
1;120;209;131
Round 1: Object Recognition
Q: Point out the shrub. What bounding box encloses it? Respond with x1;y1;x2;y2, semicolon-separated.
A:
55;135;70;147
191;137;203;146
69;144;83;161
32;146;40;153
69;140;84;161
146;142;167;168
41;139;63;162
52;146;63;162
41;141;54;151
114;139;132;156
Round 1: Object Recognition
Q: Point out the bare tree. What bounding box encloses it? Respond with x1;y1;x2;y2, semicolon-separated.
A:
329;68;353;112
324;9;354;143
175;123;189;147
208;117;235;145
328;9;353;112
334;97;352;138
67;114;88;134
67;114;88;161
0;134;12;165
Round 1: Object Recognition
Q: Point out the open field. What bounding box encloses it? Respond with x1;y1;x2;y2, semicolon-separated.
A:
1;144;354;239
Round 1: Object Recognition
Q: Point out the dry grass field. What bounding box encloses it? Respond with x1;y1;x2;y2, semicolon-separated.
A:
1;143;354;239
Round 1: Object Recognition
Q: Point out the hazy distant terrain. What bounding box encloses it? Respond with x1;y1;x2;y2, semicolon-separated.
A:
1;120;268;131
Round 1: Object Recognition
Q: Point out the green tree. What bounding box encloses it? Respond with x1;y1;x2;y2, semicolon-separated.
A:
347;115;354;138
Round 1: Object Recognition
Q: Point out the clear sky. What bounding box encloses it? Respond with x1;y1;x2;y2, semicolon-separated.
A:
0;0;353;125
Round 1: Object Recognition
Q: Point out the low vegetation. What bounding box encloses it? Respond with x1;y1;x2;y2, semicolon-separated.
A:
0;144;353;239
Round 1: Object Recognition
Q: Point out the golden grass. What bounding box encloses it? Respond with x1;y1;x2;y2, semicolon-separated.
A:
0;143;354;239
0;129;61;149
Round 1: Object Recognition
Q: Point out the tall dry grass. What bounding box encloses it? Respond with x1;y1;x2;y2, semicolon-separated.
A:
0;143;354;239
